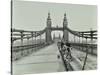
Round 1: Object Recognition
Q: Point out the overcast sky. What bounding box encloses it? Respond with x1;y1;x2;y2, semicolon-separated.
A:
12;1;97;38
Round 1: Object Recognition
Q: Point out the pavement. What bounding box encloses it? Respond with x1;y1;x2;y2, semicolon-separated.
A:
12;43;65;75
71;47;97;70
12;42;97;75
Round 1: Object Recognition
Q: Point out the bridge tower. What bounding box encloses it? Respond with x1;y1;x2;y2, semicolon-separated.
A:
46;13;52;43
63;13;69;42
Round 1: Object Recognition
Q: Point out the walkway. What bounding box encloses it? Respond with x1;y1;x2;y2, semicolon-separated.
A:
71;48;97;70
12;43;97;75
12;43;65;75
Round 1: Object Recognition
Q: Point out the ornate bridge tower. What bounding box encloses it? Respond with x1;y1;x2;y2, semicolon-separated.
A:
45;13;52;43
63;13;69;42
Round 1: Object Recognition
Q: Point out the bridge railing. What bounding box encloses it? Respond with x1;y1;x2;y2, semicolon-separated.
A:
70;43;97;55
12;42;48;61
12;43;44;51
12;41;54;61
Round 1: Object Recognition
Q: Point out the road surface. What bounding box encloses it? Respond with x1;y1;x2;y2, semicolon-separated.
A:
12;42;97;75
12;43;65;75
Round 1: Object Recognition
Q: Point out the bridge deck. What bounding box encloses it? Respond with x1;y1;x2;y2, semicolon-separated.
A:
71;48;97;70
12;43;65;75
12;43;97;75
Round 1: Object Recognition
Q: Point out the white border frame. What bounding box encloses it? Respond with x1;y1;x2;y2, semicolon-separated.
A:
0;0;99;75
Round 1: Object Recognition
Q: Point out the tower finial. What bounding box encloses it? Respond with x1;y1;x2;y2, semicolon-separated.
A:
47;12;51;20
48;12;50;16
63;13;67;21
64;13;66;17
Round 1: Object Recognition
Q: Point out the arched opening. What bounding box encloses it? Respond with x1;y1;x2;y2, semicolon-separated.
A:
51;31;63;42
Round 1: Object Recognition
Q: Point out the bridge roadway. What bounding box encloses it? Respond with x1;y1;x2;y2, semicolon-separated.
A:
12;42;97;75
12;43;66;75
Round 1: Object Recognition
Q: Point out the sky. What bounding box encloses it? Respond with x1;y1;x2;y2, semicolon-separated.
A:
12;0;97;38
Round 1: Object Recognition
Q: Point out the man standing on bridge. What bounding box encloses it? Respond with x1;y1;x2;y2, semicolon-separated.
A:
64;42;72;61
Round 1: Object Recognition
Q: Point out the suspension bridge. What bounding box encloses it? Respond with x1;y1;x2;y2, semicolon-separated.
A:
11;13;97;75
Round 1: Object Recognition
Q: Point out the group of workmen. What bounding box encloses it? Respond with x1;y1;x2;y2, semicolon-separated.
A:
57;40;73;62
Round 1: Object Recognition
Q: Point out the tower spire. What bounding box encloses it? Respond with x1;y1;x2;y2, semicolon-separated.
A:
64;13;67;21
63;12;69;42
46;12;52;43
63;12;68;27
47;12;51;20
64;13;66;16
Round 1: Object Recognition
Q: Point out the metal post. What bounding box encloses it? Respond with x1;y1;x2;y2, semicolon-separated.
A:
31;32;33;52
63;24;64;41
82;36;88;70
21;32;23;56
35;32;36;51
73;35;76;48
79;36;80;43
82;32;84;51
27;36;29;54
11;29;13;61
27;37;29;45
11;40;14;61
85;37;88;51
74;35;75;43
11;1;13;74
40;34;41;44
79;36;80;50
90;30;93;54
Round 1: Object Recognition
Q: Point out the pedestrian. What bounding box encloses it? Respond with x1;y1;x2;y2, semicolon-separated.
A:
65;42;72;60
